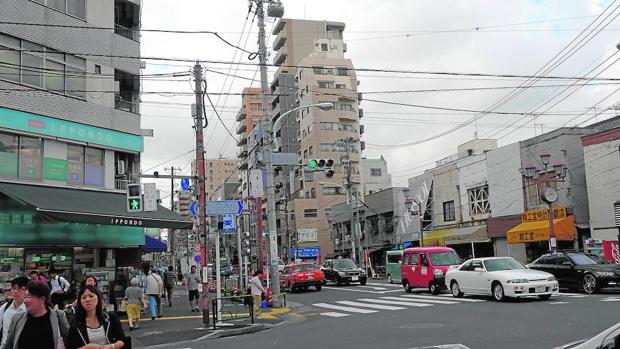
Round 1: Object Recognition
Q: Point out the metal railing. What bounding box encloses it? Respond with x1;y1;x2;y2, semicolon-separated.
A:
114;24;139;42
210;294;254;330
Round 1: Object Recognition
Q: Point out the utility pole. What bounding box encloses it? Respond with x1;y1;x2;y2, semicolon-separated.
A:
192;62;209;324
256;0;282;307
341;137;363;267
165;166;181;269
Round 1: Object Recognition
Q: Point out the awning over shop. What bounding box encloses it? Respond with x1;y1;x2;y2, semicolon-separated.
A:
143;236;167;252
422;228;454;247
0;182;192;229
506;215;576;244
445;225;489;245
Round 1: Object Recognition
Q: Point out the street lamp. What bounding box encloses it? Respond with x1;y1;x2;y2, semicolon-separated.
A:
272;102;335;150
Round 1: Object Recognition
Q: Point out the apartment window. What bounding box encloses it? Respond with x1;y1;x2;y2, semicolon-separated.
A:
320;143;335;152
443;201;455;222
0;35;20;83
18;136;42;180
298;228;318;242
325;208;331;217
321;43;328;52
0;132;19;178
337;67;348;76
338;124;354;132
370;168;382;176
304;209;318;217
21;42;44;88
320;122;336;130
468;185;490;215
335;83;347;89
318;81;335;89
526;172;557;208
322;187;343;195
66;55;86;98
310;188;315;198
339;103;354;111
94;64;101;74
249;103;261;111
84;147;104;187
67;144;84;185
33;0;86;19
313;66;328;75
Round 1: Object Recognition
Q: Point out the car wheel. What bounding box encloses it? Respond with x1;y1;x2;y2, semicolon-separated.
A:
582;274;599;294
492;282;505;302
387;274;393;284
335;277;342;286
429;282;440;295
403;280;412;293
450;281;463;298
360;279;367;286
538;294;552;301
315;284;322;291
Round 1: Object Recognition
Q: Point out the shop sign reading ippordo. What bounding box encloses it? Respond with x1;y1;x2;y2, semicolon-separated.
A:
521;207;566;222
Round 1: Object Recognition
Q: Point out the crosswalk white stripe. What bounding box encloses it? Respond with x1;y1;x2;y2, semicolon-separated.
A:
400;294;485;303
366;282;402;287
385;296;459;305
313;303;378;313
557;292;585;297
320;312;350;317
601;298;620;302
549;302;568;304
358;298;433;307
336;300;405;310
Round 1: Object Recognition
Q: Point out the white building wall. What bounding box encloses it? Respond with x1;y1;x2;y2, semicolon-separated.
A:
361;157;391;195
584;140;620;240
457;154;489;222
487;142;524;216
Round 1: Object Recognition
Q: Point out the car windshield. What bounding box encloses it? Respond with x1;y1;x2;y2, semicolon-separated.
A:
567;253;599;265
429;252;461;266
484;258;525;272
295;264;316;272
587;254;611;264
334;259;358;269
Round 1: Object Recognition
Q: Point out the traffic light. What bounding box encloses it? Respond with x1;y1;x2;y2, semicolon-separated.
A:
307;158;335;177
241;231;252;256
126;183;142;212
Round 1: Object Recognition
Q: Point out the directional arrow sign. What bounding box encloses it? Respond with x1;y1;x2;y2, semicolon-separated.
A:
206;200;244;216
189;201;197;217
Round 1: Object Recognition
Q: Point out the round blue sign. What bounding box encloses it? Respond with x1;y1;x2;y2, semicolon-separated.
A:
181;178;190;191
194;255;201;263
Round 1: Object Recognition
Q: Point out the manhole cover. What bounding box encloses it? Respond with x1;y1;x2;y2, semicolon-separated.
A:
399;323;445;330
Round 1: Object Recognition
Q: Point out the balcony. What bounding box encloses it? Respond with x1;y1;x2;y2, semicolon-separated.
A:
237;134;248;146
114;24;139;41
237;147;248;159
236;123;247;135
274;50;288;66
114;0;141;42
236;108;246;122
238;161;248;171
273;30;287;51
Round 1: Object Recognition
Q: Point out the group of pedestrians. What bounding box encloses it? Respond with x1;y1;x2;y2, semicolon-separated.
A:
0;276;128;349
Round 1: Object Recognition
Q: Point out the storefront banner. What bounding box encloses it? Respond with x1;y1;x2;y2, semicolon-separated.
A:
603;240;620;264
0;107;144;152
43;158;67;181
521;207;567;222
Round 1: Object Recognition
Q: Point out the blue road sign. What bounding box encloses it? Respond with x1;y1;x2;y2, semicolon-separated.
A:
222;214;236;234
189;201;197;217
291;247;320;259
206;200;244;216
181;178;190;191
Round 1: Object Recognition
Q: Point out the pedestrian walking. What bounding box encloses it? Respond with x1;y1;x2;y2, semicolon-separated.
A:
2;281;69;349
49;268;70;309
0;277;28;348
67;285;127;349
249;270;265;319
29;271;47;285
65;275;104;312
163;266;176;307
184;265;201;312
145;268;163;320
124;278;146;331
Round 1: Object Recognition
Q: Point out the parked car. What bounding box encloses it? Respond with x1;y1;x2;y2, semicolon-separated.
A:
555;322;620;348
528;251;620;294
401;247;462;295
321;258;367;286
279;262;324;292
445;257;559;301
385;250;403;284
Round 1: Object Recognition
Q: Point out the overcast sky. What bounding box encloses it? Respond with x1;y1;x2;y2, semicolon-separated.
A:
138;0;620;201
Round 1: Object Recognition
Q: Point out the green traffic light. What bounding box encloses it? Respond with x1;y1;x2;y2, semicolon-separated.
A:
308;159;318;169
129;198;141;210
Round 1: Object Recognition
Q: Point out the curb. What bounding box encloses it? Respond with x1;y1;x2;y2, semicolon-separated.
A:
201;324;269;340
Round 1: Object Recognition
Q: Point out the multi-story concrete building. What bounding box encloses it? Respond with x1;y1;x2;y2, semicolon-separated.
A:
0;0;189;287
204;158;238;200
361;156;392;195
273;19;363;259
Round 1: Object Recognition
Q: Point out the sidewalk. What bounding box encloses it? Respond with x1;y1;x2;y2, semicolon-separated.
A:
116;285;290;348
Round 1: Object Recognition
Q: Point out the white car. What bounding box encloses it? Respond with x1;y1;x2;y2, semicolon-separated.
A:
556;322;620;348
444;257;559;302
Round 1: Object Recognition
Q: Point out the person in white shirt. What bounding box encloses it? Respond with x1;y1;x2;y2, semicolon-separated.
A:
0;277;28;348
49;268;71;309
145;268;163;320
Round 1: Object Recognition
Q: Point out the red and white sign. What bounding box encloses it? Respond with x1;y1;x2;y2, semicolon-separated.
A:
603;240;620;264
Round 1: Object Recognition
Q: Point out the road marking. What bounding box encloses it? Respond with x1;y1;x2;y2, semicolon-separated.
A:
367;282;402;287
549;301;569;304
401;294;484;303
323;286;404;294
358;298;433;307
387;296;460;305
359;286;389;290
601;298;620;302
313;303;378;313
320;312;350;318
336;300;406;310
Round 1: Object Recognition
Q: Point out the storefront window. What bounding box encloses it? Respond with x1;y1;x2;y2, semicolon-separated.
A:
19;136;42;180
85;147;104;187
0;132;19;178
25;248;73;280
67;144;84;185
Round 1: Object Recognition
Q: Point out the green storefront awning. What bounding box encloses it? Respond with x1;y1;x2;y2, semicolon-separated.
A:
0;182;192;229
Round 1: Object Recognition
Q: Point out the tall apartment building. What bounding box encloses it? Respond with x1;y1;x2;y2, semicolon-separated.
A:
205;158;238;200
0;0;189;282
271;18;363;259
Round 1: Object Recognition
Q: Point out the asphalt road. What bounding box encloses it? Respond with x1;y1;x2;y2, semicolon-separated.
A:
150;281;620;349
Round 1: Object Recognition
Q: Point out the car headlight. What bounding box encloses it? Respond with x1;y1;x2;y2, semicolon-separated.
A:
595;271;615;277
507;279;528;284
338;271;347;277
433;269;444;276
547;276;556;281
